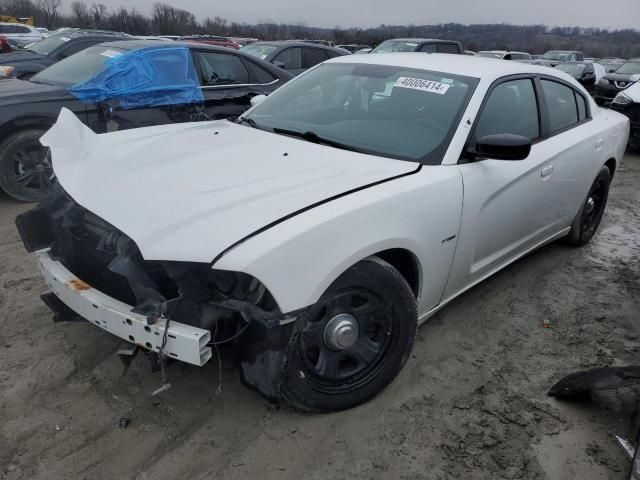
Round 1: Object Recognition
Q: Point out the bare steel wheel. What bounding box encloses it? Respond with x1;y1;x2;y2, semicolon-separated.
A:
282;257;417;412
567;165;612;246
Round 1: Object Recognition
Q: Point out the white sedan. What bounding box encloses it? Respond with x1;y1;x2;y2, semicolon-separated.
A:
18;54;629;412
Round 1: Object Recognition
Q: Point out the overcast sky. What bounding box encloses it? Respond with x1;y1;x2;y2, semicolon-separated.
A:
92;0;640;30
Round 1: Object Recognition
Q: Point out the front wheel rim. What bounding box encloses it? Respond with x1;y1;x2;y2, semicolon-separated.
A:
298;288;395;394
581;179;606;236
12;144;55;196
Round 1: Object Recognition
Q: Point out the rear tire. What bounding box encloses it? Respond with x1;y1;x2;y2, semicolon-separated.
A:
0;129;54;202
566;166;612;246
282;257;417;412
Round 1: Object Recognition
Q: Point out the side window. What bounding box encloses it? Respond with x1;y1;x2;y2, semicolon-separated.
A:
576;91;587;121
197;52;249;86
59;41;98;58
540;79;579;133
16;26;30;33
503;53;512;60
245;60;276;84
273;47;302;70
302;48;328;69
475;78;540;140
326;50;343;59
419;43;436;53
437;43;460;54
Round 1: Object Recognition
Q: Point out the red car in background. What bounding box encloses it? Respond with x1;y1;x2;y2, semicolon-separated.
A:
1;35;13;53
179;35;240;49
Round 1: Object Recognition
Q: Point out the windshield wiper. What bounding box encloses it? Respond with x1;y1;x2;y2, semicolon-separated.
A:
236;116;260;129
272;128;363;153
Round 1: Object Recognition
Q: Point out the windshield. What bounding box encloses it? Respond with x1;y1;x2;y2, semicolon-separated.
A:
371;40;420;53
31;45;128;87
615;62;640;75
27;33;73;55
244;63;477;163
543;52;569;61
477;52;504;59
240;43;278;59
556;63;587;76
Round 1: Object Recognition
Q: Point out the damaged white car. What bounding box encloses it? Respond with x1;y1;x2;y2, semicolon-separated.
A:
17;54;629;412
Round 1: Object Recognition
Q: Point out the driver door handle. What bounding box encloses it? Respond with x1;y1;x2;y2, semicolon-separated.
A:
541;165;554;179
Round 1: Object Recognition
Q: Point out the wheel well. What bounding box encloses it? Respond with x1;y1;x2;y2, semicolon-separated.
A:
605;158;616;178
374;248;420;297
0;118;54;147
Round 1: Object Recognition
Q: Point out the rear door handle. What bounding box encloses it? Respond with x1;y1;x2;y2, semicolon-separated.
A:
541;165;554;178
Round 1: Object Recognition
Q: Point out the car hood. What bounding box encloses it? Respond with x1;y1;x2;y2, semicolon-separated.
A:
41;109;418;263
0;78;68;105
0;51;47;64
602;73;640;83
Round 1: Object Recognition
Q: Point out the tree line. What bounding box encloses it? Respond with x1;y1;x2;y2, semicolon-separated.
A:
2;0;640;58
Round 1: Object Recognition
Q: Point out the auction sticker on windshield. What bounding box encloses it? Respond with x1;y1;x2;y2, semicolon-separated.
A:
394;77;451;95
101;50;122;58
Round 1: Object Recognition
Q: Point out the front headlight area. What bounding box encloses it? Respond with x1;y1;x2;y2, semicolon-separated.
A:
613;92;633;106
151;261;281;338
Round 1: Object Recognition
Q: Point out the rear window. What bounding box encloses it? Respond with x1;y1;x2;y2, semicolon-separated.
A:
437;43;459;54
371;40;419;53
27;34;73;55
541;80;579;133
32;45;127;86
240;43;278;60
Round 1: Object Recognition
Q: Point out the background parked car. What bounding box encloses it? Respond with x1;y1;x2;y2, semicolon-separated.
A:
0;22;42;46
0;40;292;202
353;48;372;55
610;81;640;148
537;50;584;67
370;38;464;55
0;34;12;53
180;35;240;49
555;61;605;94
240;41;349;75
601;58;627;73
336;44;371;53
0;29;130;80
594;61;640;105
476;50;531;60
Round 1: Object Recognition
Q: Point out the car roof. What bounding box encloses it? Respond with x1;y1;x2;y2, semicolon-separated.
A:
0;22;35;28
327;52;568;81
53;29;129;39
384;38;460;44
97;39;239;52
249;41;342;50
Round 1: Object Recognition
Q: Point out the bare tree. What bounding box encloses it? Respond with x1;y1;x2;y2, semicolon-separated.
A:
70;0;90;26
90;2;106;26
37;0;60;29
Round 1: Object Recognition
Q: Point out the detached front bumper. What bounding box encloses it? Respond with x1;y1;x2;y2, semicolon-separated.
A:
36;249;212;367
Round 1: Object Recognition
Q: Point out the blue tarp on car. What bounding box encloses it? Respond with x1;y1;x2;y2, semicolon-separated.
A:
69;46;204;108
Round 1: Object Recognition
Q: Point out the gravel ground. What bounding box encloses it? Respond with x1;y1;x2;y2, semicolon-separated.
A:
1;154;639;480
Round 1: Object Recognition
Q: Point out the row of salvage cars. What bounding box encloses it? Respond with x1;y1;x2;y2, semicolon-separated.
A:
5;35;632;412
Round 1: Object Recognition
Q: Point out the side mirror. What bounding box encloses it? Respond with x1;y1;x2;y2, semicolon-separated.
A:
473;134;531;161
250;94;267;108
273;60;286;70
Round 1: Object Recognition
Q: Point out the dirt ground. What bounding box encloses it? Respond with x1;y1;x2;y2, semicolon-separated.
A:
1;155;639;480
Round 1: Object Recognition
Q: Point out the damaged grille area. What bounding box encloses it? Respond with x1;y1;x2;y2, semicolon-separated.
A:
17;190;278;330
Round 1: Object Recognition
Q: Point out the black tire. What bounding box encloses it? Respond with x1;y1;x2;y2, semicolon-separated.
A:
0;129;54;202
566;165;612;246
282;257;417;412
